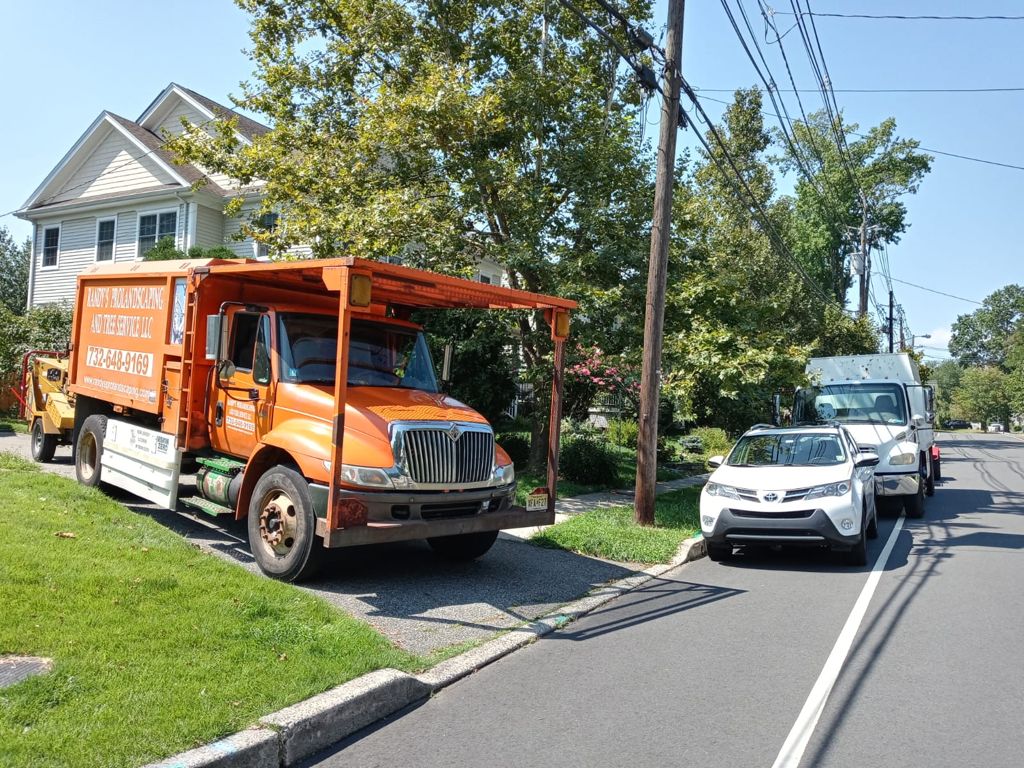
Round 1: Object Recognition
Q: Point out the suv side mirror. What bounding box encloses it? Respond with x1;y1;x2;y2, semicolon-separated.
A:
707;455;724;469
855;451;880;468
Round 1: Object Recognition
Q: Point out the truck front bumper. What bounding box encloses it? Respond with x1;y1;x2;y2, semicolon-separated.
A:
310;482;554;547
874;472;920;496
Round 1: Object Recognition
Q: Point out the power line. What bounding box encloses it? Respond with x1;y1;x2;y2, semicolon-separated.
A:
888;277;983;305
776;11;1024;22
696;86;1024;93
693;92;1024;173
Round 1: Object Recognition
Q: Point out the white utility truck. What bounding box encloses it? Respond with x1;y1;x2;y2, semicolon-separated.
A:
792;354;935;517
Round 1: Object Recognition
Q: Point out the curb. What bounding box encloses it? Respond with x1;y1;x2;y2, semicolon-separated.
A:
141;536;706;768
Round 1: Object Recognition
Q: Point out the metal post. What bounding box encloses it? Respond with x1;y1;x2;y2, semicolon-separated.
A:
546;338;566;516
635;0;684;526
888;289;894;353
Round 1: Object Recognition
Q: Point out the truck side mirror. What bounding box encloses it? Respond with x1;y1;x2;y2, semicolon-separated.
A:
441;342;454;387
217;359;236;381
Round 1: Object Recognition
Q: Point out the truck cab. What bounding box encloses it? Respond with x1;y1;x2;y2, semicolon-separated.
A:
793;354;935;518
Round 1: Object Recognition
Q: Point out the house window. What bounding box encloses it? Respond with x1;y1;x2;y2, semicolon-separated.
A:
253;212;278;260
479;274;492;285
138;211;177;256
42;227;60;268
96;218;116;261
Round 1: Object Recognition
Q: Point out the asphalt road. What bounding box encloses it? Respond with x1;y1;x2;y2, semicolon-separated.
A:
303;431;1024;768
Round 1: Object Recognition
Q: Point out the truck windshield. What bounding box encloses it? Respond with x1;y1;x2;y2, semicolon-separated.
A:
794;382;908;426
277;314;439;391
728;433;847;467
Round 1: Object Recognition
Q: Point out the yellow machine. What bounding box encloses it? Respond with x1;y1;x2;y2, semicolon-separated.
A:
23;352;75;462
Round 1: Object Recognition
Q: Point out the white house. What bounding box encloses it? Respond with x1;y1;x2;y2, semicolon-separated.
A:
15;83;286;308
16;83;505;308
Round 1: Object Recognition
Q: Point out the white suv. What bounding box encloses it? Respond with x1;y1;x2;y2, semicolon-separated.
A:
700;424;880;565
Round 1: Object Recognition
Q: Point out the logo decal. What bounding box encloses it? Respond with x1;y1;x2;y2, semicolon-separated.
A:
447;424;463;442
763;492;778;502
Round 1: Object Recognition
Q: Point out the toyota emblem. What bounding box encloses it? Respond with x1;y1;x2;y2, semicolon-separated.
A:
763;492;778;502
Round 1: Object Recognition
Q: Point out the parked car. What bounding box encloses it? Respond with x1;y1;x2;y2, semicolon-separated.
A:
700;424;880;565
943;419;971;430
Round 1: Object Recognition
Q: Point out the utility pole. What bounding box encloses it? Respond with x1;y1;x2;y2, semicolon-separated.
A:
888;289;894;353
858;192;870;318
899;312;906;351
634;0;684;526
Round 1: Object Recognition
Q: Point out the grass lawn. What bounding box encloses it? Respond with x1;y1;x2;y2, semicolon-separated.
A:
0;418;28;434
530;486;702;564
0;452;422;768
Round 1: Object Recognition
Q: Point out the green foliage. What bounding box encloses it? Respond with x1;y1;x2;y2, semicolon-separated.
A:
931;360;962;425
496;432;530;468
560;436;620;486
0;302;73;376
606;418;639;448
950;366;1010;426
0;226;30;315
688;427;731;457
144;238;239;262
949;284;1024;368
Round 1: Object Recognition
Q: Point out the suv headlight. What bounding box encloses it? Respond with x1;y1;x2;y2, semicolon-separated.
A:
491;463;515;485
705;482;740;499
805;481;851;500
889;452;917;466
339;464;394;489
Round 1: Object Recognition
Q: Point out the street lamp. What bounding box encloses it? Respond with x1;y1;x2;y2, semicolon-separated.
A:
911;333;931;349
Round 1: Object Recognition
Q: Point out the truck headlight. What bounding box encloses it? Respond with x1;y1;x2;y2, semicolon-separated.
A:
705;482;740;499
805;481;850;500
491;464;515;485
889;452;917;466
340;465;394;489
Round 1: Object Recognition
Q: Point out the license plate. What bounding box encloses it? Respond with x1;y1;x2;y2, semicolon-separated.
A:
526;492;549;511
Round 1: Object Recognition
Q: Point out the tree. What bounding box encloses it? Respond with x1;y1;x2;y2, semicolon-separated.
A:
0;302;73;377
786;113;932;303
950;366;1009;427
166;0;658;466
0;226;31;315
949;284;1024;368
143;238;238;262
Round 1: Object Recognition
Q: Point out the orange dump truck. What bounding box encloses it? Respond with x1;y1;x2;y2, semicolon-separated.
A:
65;257;575;581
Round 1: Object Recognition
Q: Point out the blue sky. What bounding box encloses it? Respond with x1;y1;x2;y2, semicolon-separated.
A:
2;0;1020;363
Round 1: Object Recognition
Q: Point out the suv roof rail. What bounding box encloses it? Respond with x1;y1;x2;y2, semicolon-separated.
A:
748;423;777;431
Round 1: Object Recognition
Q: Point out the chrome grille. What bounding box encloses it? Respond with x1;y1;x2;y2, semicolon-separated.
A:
783;488;811;502
400;427;494;485
736;487;759;502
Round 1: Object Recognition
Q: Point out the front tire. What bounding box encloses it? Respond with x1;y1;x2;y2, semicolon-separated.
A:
247;466;324;582
866;501;879;540
31;419;57;463
75;415;107;487
427;530;499;561
705;541;733;562
904;478;925;519
844;513;868;566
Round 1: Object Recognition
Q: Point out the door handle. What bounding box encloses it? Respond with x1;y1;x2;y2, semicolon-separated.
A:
215;402;223;427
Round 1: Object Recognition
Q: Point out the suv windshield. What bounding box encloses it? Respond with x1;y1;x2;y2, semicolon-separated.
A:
794;382;908;426
277;314;439;391
727;432;847;467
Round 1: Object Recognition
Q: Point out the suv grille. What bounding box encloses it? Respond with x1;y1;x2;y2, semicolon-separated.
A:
400;427;494;485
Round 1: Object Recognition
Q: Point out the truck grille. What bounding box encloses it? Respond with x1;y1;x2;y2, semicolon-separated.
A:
400;427;494;485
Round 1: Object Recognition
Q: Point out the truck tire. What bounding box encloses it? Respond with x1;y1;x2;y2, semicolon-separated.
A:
248;466;324;582
31;419;57;463
75;415;107;487
904;479;925;519
427;530;499;561
933;456;942;482
925;455;935;497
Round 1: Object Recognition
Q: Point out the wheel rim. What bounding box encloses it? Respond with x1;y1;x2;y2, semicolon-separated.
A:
79;432;97;481
33;423;43;453
258;491;299;557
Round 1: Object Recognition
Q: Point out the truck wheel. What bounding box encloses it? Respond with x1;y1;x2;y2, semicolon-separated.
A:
925;457;935;497
248;466;324;582
75;415;107;487
31;419;57;463
427;530;499;561
904;480;925;519
933;457;942;482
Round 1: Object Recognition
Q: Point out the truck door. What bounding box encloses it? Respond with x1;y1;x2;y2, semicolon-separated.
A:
210;311;274;458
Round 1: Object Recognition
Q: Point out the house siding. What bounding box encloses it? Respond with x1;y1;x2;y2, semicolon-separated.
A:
195;204;225;249
31;216;93;306
49;127;177;205
153;99;239;192
223;206;255;258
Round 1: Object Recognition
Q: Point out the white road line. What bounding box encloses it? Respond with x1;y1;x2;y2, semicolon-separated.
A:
771;515;906;768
